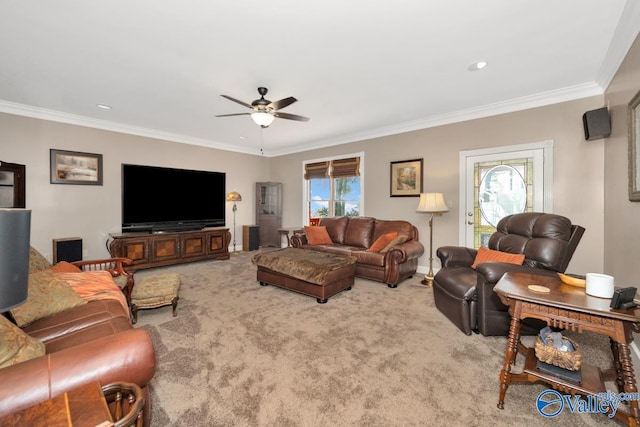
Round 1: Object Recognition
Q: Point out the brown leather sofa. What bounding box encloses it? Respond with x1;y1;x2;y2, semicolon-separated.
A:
0;249;156;425
291;216;424;287
433;212;585;336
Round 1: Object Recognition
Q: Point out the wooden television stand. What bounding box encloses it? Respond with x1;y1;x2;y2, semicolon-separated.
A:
109;227;230;270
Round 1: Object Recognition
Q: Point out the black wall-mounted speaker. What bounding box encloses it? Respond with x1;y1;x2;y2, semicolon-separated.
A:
582;107;611;141
53;237;82;263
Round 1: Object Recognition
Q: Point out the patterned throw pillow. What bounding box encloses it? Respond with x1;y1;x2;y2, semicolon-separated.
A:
367;232;398;252
0;315;45;368
304;226;333;245
28;247;52;273
380;235;410;254
10;271;86;327
470;247;525;269
49;261;82;273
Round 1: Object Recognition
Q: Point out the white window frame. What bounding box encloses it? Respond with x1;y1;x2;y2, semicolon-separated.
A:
302;152;365;225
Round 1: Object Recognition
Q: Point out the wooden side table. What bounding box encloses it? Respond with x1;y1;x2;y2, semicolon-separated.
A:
0;381;144;427
494;272;640;426
0;382;112;426
277;227;304;247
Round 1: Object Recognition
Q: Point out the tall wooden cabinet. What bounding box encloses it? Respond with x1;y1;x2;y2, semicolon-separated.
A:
256;182;282;247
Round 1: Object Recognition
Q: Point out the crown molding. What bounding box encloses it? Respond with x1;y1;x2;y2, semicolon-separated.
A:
0;81;604;158
0;100;259;156
268;82;604;157
596;0;640;89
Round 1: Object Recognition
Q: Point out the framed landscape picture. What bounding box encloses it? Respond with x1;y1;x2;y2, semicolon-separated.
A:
50;149;103;185
390;158;423;197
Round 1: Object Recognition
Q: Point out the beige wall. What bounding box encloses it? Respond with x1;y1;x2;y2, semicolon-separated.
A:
604;33;640;285
271;96;606;275
1;113;271;261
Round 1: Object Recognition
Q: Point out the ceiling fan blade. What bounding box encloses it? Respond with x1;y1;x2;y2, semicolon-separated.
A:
220;95;252;109
269;96;297;111
274;112;310;122
215;113;251;117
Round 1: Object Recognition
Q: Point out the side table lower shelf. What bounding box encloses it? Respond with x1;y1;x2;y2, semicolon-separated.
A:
520;344;605;395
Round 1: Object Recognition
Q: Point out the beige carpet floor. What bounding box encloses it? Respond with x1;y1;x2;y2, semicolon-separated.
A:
134;250;616;426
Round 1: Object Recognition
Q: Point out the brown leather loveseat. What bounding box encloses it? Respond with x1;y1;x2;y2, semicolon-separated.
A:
291;216;424;287
0;248;156;425
433;212;585;336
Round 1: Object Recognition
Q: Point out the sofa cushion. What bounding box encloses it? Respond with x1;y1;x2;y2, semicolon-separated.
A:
22;299;129;343
304;226;333;245
368;232;398;252
0;315;45;368
470;246;525;269
344;217;375;248
10;271;87;327
373;220;413;241
319;216;349;244
380;234;410;253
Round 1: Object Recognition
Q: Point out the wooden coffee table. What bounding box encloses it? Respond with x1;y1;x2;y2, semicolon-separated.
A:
494;272;640;426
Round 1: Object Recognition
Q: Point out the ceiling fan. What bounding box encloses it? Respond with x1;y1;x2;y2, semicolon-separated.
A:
216;87;310;128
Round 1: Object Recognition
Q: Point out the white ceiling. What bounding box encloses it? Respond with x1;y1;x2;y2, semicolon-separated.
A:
1;1;639;157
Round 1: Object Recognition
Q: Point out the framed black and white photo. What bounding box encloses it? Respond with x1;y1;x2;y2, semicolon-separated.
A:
50;149;103;185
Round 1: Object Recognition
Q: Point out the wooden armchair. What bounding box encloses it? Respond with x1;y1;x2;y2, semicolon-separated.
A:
71;258;135;303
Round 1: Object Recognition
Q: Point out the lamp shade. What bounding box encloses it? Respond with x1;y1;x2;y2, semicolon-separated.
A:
416;193;449;213
226;191;242;202
0;209;31;312
251;112;275;127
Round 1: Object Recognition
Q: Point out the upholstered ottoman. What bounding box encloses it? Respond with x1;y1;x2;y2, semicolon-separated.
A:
130;273;180;324
251;248;356;303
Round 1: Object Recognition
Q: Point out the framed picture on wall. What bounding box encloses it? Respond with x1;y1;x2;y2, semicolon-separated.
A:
50;149;103;185
390;158;423;197
629;90;640;201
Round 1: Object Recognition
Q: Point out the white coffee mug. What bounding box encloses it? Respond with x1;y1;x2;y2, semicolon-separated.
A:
585;273;615;298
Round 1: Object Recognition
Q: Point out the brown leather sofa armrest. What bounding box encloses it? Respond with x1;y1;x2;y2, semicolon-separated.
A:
475;263;558;284
386;240;424;262
436;246;477;268
0;328;156;418
290;234;308;248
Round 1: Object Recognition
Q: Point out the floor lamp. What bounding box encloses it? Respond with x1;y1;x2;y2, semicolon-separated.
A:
226;191;242;253
416;193;449;286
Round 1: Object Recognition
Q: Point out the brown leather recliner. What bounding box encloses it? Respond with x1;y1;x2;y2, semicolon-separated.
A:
433;212;585;336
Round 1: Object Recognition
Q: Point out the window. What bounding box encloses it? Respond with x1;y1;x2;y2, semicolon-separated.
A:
304;155;363;224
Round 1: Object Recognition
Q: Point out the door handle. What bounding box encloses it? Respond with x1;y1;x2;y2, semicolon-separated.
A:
467;221;473;225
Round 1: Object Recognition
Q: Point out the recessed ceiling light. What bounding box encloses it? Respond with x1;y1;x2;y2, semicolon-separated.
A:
468;61;488;71
239;136;247;139
97;104;112;110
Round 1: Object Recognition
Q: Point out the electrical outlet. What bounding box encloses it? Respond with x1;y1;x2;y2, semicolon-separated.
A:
83;249;88;258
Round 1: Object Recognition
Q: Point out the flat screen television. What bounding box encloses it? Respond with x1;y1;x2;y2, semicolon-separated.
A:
122;164;226;232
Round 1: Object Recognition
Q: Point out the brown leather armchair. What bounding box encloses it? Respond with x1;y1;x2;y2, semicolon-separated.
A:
433;212;585;336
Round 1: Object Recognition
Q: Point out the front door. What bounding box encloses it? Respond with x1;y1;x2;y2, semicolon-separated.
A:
459;141;553;247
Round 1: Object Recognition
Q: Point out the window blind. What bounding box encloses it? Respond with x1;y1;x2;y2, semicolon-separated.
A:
330;157;360;178
304;161;330;179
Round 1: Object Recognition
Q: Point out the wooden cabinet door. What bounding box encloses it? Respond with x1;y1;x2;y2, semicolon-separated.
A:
151;236;180;263
181;234;206;258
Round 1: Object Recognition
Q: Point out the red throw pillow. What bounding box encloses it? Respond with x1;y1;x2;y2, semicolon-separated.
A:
471;247;525;269
367;232;398;252
304;226;333;245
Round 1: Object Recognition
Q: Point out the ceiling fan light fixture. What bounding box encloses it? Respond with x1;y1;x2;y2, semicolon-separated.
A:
251;111;275;127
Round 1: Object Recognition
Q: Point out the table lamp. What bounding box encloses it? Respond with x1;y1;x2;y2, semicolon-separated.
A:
226;191;242;253
416;193;449;286
0;209;31;312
